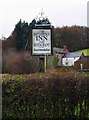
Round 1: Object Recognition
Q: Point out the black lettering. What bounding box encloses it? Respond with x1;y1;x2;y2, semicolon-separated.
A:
36;36;42;41
36;36;39;41
43;36;47;40
39;36;43;41
36;35;48;41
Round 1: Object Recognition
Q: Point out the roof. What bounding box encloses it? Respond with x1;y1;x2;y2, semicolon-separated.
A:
53;47;63;53
53;47;69;54
63;52;84;58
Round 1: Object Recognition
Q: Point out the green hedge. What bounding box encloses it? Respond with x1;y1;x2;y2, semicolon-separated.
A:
2;72;89;119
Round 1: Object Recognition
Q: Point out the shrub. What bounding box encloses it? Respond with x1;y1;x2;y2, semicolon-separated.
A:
52;56;59;68
2;49;39;74
2;72;89;119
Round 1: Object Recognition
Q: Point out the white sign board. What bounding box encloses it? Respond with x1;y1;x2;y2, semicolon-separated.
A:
32;29;51;55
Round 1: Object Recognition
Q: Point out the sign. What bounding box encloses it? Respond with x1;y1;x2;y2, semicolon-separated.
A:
32;29;52;55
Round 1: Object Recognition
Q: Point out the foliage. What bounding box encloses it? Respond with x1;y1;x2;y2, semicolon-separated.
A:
2;32;16;50
14;19;29;51
3;20;89;52
2;20;89;73
53;26;88;51
52;55;59;67
2;71;89;119
2;50;39;74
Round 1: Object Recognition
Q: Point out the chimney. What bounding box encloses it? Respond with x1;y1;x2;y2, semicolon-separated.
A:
63;45;68;53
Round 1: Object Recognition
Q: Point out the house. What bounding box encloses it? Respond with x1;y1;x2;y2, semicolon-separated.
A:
62;52;84;66
53;46;69;66
47;46;84;70
47;47;67;69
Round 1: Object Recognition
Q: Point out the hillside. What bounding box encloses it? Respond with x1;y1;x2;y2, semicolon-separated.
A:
76;49;89;56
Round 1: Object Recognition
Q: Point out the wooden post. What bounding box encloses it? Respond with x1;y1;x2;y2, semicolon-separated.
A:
39;57;44;72
39;55;47;73
44;54;47;72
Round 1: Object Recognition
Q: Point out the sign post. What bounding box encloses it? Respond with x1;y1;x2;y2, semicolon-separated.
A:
30;11;53;72
44;54;47;72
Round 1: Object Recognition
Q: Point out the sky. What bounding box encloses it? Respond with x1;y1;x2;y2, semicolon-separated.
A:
0;0;88;38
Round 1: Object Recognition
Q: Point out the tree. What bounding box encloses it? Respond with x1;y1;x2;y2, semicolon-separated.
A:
53;26;88;51
14;19;29;51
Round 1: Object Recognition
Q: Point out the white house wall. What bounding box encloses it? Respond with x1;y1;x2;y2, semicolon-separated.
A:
62;58;74;66
62;57;80;66
74;57;80;62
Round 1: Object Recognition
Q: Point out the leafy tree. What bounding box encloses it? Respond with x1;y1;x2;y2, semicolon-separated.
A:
54;26;88;51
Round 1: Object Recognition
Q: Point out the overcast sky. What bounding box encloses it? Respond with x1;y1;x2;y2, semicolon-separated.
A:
0;0;88;38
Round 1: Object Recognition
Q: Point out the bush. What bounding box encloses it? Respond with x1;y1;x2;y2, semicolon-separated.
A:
2;72;89;119
2;49;39;74
52;56;59;68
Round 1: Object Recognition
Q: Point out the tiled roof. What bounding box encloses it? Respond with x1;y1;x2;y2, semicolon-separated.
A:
63;52;84;58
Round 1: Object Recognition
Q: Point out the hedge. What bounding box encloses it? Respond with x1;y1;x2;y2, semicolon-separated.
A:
2;71;89;119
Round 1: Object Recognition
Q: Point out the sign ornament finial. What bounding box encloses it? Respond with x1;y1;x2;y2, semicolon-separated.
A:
39;8;45;20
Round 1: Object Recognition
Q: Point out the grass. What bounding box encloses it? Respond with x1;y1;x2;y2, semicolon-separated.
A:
77;48;89;56
79;72;89;77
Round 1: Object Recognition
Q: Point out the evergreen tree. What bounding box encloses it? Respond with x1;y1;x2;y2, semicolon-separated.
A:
14;19;29;51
